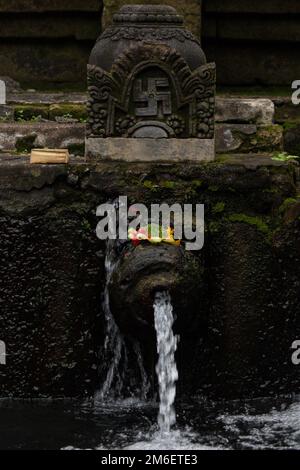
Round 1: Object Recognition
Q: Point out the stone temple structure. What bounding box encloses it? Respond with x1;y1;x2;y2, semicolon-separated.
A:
85;4;216;162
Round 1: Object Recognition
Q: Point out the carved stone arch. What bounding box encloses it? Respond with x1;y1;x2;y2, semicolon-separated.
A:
111;42;194;106
87;41;215;139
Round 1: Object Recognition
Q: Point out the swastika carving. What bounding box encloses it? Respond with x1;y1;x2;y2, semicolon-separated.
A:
133;78;172;117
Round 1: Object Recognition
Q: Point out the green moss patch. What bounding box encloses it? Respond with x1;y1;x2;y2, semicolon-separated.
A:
49;104;87;122
14;105;49;121
212;202;226;214
279;198;299;214
228;213;269;234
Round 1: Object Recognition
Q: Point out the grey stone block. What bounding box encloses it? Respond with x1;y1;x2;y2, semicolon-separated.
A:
85;137;215;162
216;98;274;125
0;122;85;152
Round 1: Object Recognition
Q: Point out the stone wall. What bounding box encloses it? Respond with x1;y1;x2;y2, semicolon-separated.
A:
0;92;287;157
0;1;299;88
0;0;201;89
0;156;300;399
0;0;103;89
202;0;300;86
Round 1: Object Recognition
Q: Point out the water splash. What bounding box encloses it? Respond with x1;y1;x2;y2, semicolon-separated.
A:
96;240;124;401
154;291;179;434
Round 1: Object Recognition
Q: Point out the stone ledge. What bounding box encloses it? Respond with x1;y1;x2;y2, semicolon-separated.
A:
0;121;283;156
0;97;284;156
85;137;215;162
0;152;297;214
7;92;87;105
4;95;276;125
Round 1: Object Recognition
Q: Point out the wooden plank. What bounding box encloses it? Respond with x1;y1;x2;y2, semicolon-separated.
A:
30;148;70;164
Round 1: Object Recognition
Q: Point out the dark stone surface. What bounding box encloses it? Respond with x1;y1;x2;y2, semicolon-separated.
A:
204;0;300;14
0;155;299;399
203;41;300;87
0;1;101;12
284;124;300;156
0;2;103;88
202;0;300;86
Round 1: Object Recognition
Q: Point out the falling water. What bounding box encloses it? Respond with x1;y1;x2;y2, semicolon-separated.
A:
96;239;124;400
96;239;150;401
154;291;179;434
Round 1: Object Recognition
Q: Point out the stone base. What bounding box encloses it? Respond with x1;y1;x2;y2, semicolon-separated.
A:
85;138;215;162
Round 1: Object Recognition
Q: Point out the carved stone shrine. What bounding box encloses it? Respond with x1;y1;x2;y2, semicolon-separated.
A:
85;5;216;162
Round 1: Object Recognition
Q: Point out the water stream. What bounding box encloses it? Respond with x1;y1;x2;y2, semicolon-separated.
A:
153;291;178;434
95;240;150;402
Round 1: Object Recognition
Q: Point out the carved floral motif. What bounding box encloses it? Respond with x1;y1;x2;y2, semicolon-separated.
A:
100;27;200;45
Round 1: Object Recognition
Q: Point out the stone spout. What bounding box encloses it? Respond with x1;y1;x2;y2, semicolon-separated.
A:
109;243;205;339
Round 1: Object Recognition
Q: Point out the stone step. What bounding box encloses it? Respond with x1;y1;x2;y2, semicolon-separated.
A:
2;95;275;125
0;95;289;156
0;121;283;156
0;122;85;155
6;92;87;105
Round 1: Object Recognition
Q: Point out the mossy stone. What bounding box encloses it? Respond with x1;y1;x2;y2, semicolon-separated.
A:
49;104;87;122
14;104;49;121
